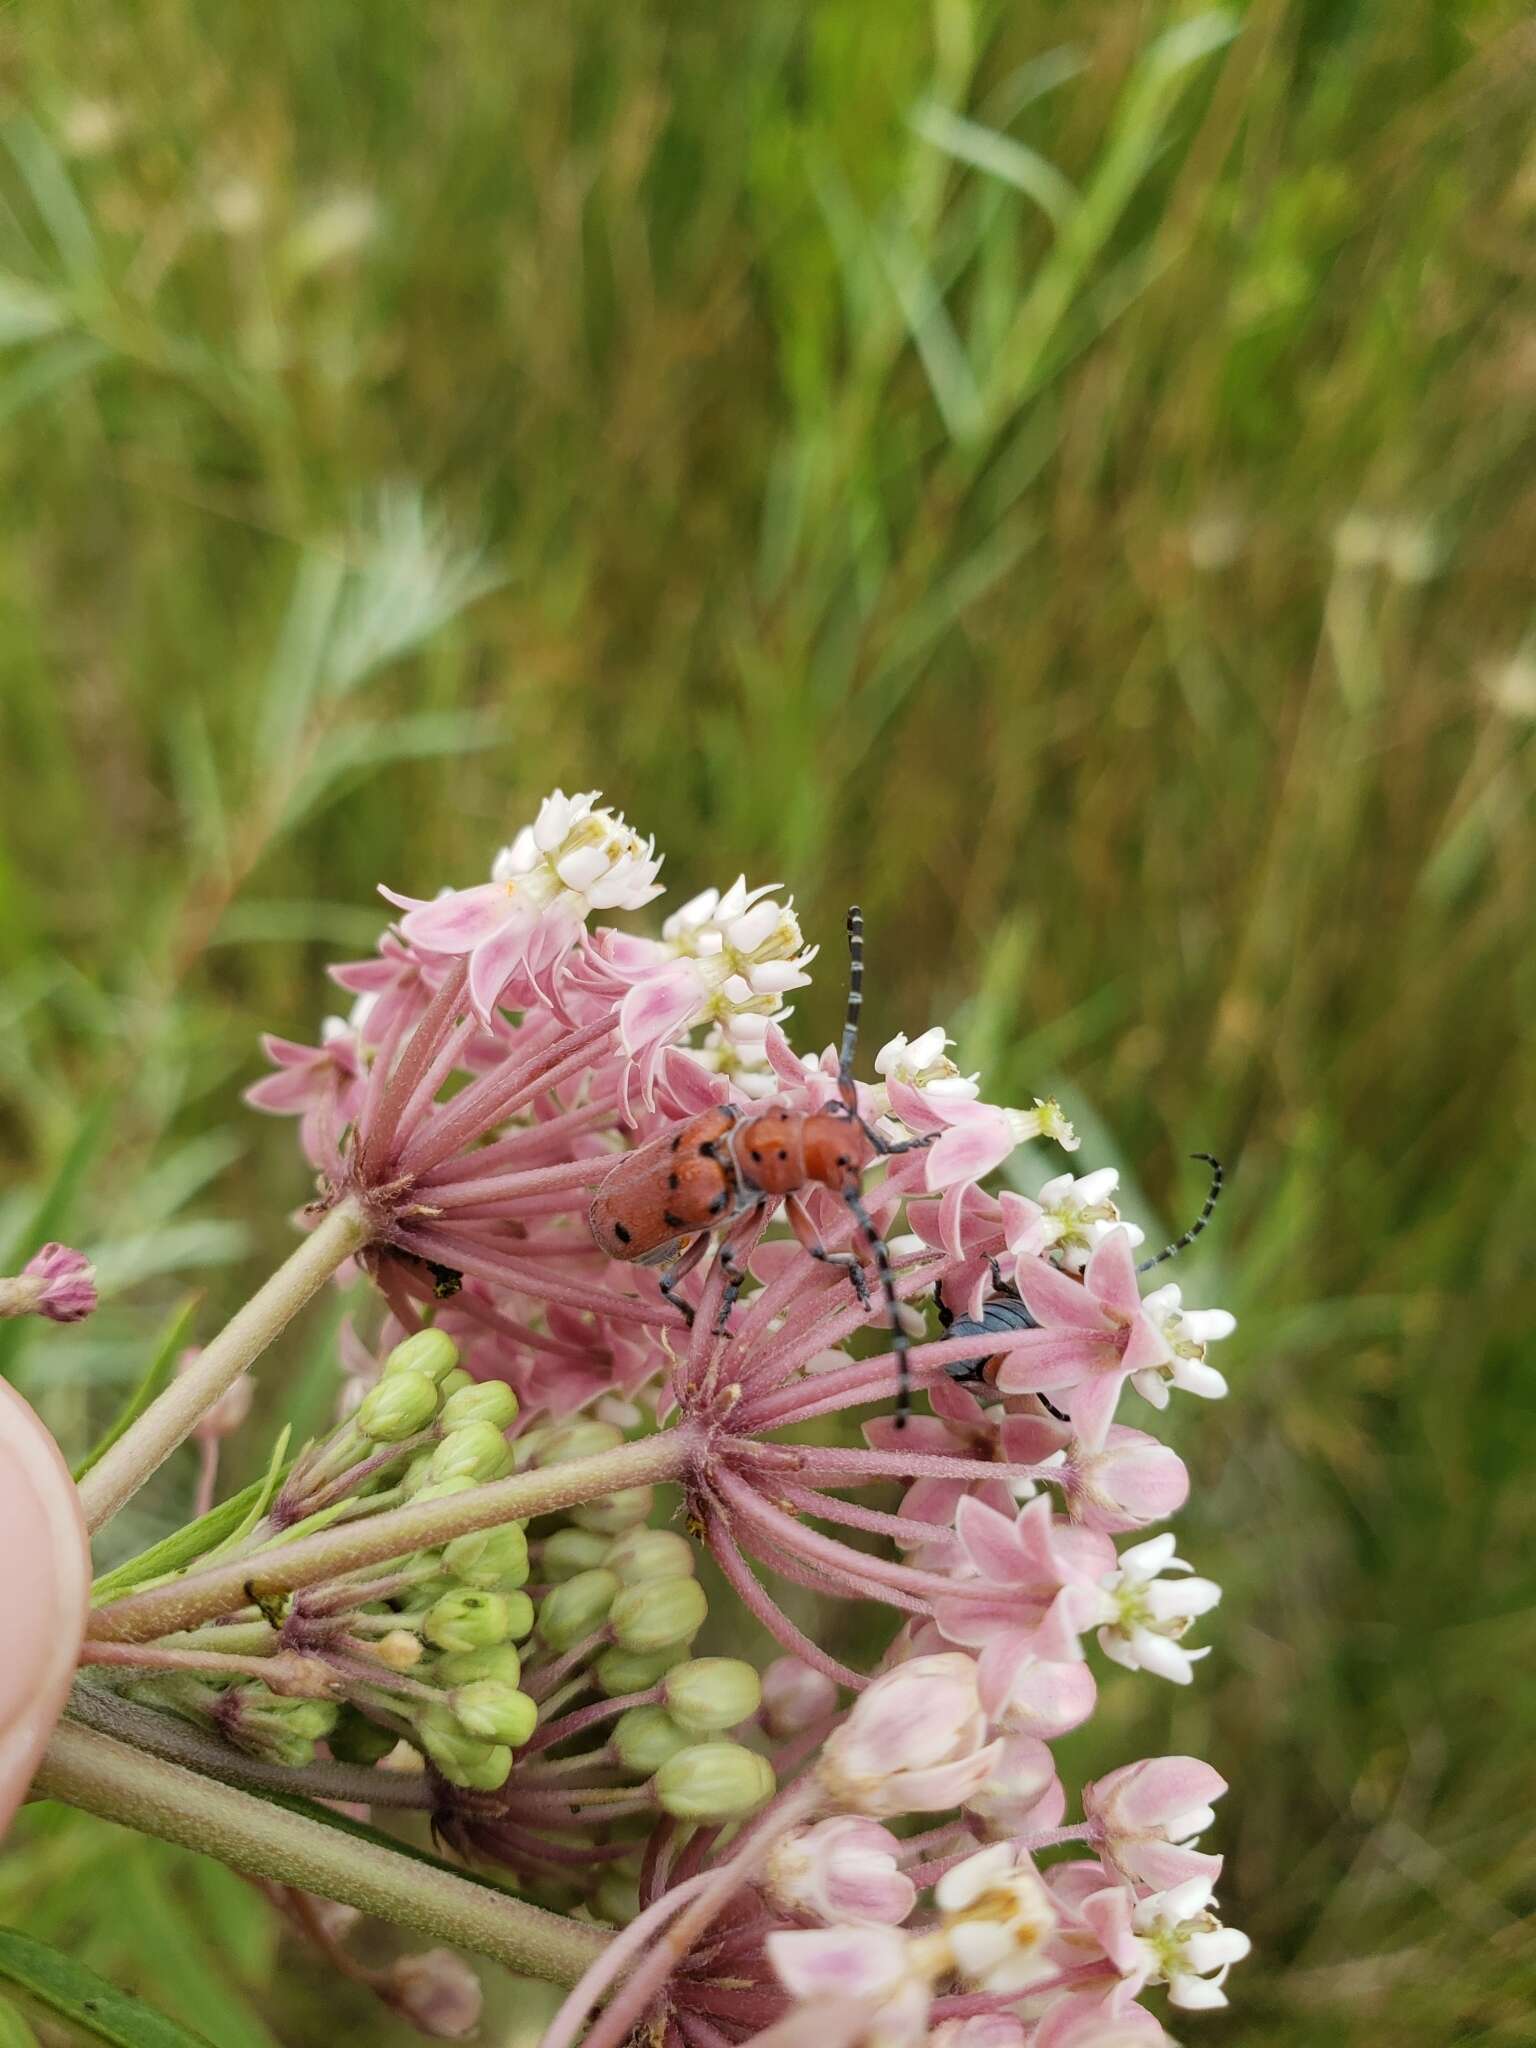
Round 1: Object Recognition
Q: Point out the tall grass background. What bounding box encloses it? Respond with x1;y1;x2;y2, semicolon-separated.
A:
0;3;1531;2042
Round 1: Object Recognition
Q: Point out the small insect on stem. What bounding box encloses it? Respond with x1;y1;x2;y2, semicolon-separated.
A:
940;1155;1227;1405
588;907;934;1424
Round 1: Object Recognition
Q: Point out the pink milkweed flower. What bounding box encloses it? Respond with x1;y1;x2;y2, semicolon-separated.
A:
1082;1756;1227;1892
932;2021;1029;2048
999;1414;1190;1536
871;1027;979;1108
964;1733;1065;1839
761;1657;840;1739
0;1243;98;1323
934;1840;1058;1994
245;1018;366;1169
1027;1169;1145;1275
1081;1875;1250;2012
764;1817;917;1927
817;1653;1001;1818
994;1230;1175;1451
1133;1284;1236;1409
1032;1988;1170;2048
607;878;816;1111
935;1494;1117;1685
766;1926;934;2048
382;790;662;1022
885;1080;1078;1191
1092;1535;1222;1685
981;1650;1098;1738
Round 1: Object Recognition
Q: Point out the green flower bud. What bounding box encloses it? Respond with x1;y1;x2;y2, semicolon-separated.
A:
356;1371;440;1444
434;1643;523;1689
662;1658;763;1734
412;1477;477;1504
427;1421;512;1486
609;1576;708;1654
440;1381;520;1432
612;1705;691;1776
593;1644;687;1696
329;1706;399;1766
653;1741;776;1822
384;1329;460;1384
439;1367;474;1397
227;1687;339;1768
593;1870;642;1928
537;1568;620;1651
541;1528;613;1582
508;1426;551;1471
603;1529;696;1586
400;1450;436;1496
570;1485;655;1535
417;1704;512;1790
423;1589;512;1653
534;1419;624;1467
503;1590;536;1640
451;1681;538;1748
444;1524;530;1591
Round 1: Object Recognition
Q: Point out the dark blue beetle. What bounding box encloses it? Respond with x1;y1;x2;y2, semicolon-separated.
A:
933;1155;1224;1409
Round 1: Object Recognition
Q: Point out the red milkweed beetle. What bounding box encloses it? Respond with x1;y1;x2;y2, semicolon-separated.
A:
588;907;933;1423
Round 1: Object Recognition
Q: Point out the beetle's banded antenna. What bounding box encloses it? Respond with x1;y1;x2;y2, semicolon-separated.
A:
841;1182;910;1427
838;904;864;1110
1136;1153;1225;1273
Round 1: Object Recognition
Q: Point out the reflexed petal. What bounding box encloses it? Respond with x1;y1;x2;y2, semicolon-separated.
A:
398;882;516;953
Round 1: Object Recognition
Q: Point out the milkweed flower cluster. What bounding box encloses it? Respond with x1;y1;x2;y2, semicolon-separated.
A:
132;786;1252;2044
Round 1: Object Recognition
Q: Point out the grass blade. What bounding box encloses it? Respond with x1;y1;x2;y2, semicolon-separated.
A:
0;1928;215;2048
72;1298;200;1484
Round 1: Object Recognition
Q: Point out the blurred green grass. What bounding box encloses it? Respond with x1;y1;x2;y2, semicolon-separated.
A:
0;2;1532;2041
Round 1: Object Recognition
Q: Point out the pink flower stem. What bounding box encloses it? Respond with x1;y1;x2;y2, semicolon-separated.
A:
555;1783;823;2048
789;1445;1056;1487
739;1324;1080;1429
726;1512;933;1618
524;1629;611;1704
419;1155;608;1208
360;959;469;1176
525;1689;658;1754
775;1483;955;1547
394;1226;687;1329
76;1642;322;1686
399;1017;616;1178
537;1875;714;2048
703;1509;865;1689
193;1438;221;1520
714;1469;969;1607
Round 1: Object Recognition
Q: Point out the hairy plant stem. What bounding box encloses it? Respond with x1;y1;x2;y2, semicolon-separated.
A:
89;1427;699;1643
78;1198;374;1533
34;1721;607;1983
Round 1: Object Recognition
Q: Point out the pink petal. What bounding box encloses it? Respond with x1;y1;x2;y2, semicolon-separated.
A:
1120;1313;1173;1378
956;1496;1032;1587
768;1926;909;2002
618;963;704;1055
397;882;516;954
466;914;539;1022
988;1330;1105;1395
258;1033;323;1068
1061;1367;1126;1452
926;1114;1013;1190
244;1069;319;1113
1014;1258;1108;1332
1084;1228;1142;1318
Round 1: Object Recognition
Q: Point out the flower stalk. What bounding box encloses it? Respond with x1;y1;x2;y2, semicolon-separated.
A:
78;1197;374;1532
34;1721;608;1983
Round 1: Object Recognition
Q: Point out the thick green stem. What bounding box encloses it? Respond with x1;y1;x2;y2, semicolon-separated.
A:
79;1199;374;1533
33;1721;607;1984
89;1427;699;1643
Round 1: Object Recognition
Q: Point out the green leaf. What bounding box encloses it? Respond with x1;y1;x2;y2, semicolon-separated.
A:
0;1994;39;2047
89;1460;293;1604
197;1427;291;1563
0;1927;215;2048
73;1299;200;1483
